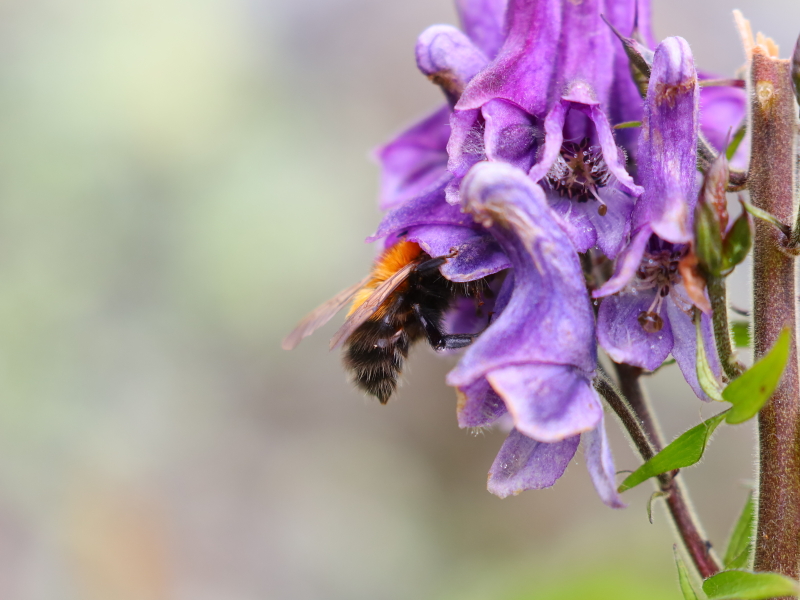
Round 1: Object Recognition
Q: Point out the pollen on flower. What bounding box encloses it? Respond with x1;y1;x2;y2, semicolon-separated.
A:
545;138;612;214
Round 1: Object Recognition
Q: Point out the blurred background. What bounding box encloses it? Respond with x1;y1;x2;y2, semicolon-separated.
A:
0;0;796;598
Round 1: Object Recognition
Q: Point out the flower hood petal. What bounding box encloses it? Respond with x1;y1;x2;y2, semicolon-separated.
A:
456;0;562;117
416;25;490;106
633;36;699;243
449;162;597;386
374;106;451;210
455;0;508;59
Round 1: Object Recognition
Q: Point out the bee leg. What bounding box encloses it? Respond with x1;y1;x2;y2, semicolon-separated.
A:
414;256;448;276
437;333;477;350
412;303;478;351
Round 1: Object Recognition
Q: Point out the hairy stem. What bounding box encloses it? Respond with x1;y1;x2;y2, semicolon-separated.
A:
748;48;800;586
598;369;722;578
707;275;745;380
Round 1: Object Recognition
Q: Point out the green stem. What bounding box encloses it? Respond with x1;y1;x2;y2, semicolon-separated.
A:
707;275;745;380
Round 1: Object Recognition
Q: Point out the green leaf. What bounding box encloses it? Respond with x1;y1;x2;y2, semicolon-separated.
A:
726;549;752;571
703;570;800;599
726;123;747;161
741;200;791;238
723;328;791;424
723;492;755;569
732;321;751;349
613;120;642;129
618;411;728;492
696;315;725;402
674;546;701;600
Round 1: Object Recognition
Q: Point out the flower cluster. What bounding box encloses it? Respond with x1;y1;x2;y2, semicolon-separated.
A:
369;0;746;505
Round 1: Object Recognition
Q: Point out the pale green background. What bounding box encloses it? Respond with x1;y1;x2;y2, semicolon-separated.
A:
0;1;795;598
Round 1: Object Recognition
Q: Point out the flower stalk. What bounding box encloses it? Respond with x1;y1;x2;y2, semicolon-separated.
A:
747;45;800;587
707;275;745;380
598;368;722;578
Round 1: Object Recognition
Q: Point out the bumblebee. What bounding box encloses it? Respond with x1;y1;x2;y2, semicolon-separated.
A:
282;240;486;403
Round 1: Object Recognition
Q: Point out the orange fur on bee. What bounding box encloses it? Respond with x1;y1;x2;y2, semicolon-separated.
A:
347;241;423;317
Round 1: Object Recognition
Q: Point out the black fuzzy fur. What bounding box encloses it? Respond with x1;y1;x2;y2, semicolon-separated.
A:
342;255;474;404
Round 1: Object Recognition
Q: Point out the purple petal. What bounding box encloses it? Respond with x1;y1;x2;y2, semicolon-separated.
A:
416;25;489;105
445;177;463;206
457;0;562;117
449;162;597;388
667;301;720;402
597;288;674;371
366;182;472;242
493;271;514;314
588;185;635;259
405;225;510;282
583;416;626;508
375;106;450;210
588;104;642;196
527;98;568;183
634;37;699;243
447;108;485;182
605;0;647;150
548;194;597;254
482;98;539;171
593;226;651;297
553;0;615;107
487;429;580;498
699;79;749;169
487;364;603;442
529;98;642;197
455;0;507;59
446;291;497;337
633;0;657;48
456;377;508;428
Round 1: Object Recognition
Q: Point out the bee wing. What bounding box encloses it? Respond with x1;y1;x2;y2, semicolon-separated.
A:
281;275;372;350
329;260;419;350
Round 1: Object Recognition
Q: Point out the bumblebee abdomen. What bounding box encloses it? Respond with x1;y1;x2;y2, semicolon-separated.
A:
343;319;418;404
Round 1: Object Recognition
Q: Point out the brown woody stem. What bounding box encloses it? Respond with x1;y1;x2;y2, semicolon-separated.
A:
748;47;800;587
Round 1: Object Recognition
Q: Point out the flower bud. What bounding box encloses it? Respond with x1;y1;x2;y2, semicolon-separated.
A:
721;210;754;273
700;149;730;230
694;199;724;277
602;15;654;98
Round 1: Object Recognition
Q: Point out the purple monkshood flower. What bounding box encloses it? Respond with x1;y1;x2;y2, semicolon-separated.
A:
448;162;624;508
450;0;644;259
368;0;513;283
594;37;721;401
375;0;507;211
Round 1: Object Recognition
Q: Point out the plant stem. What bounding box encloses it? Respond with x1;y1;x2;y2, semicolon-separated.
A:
748;47;800;587
597;369;722;578
706;275;745;380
